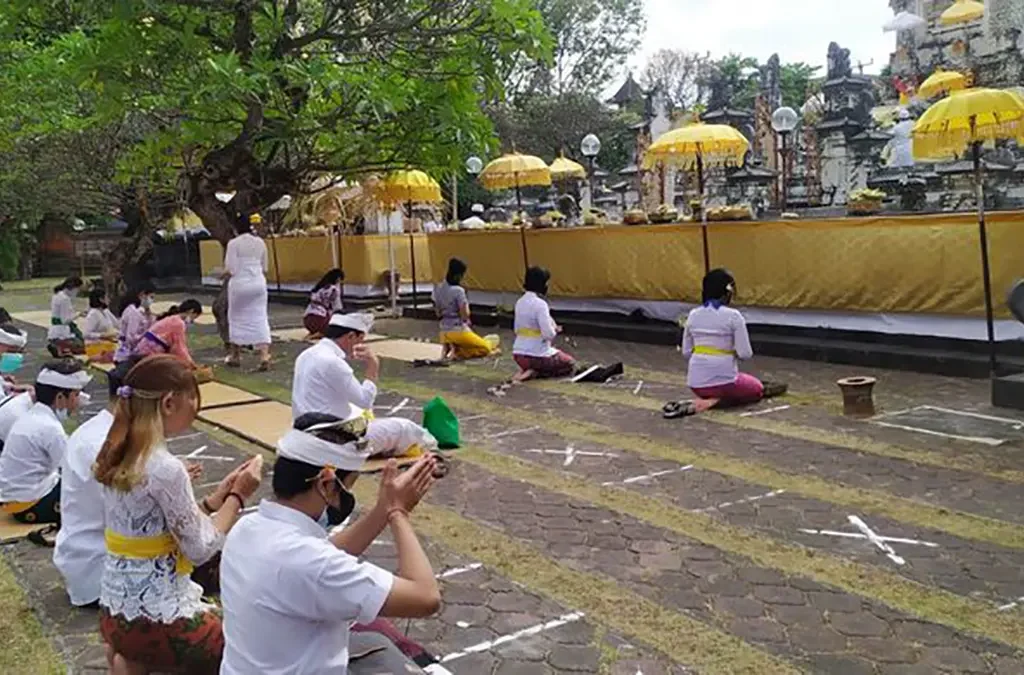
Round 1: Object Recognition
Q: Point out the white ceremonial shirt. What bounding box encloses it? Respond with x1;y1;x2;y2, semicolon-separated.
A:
512;291;559;357
0;403;67;502
682;305;754;389
48;290;77;341
54;409;114;606
220;500;394;675
292;338;377;420
0;392;34;443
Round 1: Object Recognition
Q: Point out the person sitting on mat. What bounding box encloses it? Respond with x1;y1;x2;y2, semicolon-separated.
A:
133;299;203;369
511;266;576;382
292;313;437;458
303;268;345;338
219;413;440;675
664;268;785;419
433;258;498;361
82;288;121;363
0;360;91;525
47;276;86;357
94;355;262;675
114;281;156;364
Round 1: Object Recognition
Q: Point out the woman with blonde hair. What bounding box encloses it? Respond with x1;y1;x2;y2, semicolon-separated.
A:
94;354;263;675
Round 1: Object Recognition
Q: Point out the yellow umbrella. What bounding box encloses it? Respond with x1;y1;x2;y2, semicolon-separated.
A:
940;0;984;25
479;153;551;269
373;170;443;312
549;154;587;181
374;170;443;206
912;87;1024;375
642;123;750;272
917;69;968;99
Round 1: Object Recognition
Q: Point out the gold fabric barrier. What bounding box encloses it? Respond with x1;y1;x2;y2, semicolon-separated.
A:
197;212;1024;318
425;230;526;293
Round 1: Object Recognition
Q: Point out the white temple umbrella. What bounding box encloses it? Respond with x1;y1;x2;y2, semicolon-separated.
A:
884;11;926;32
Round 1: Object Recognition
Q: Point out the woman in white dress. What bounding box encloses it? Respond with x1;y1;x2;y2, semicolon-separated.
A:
223;214;272;370
94;354;263;674
47;276;86;357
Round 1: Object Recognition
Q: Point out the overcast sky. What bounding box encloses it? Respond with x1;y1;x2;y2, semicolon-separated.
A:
634;0;896;76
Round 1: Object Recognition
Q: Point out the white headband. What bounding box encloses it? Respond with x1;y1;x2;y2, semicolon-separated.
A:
36;368;91;390
0;328;27;349
276;428;369;471
329;312;374;334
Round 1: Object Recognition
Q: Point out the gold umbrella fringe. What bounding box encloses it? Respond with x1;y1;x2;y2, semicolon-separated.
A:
641;148;747;171
912;118;1022;157
479;168;553;191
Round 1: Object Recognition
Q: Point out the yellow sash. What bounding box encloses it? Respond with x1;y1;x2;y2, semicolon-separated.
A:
693;345;736;357
105;529;194;576
362;408;375;422
1;500;37;515
515;327;543;338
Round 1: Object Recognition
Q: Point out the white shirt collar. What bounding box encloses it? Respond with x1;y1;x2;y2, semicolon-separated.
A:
258;499;327;540
318;337;348;360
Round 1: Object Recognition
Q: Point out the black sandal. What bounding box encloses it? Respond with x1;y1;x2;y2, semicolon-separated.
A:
762;381;789;399
662;400;697;419
27;523;59;548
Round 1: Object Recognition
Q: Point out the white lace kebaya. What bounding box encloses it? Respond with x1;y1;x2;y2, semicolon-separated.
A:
99;444;223;623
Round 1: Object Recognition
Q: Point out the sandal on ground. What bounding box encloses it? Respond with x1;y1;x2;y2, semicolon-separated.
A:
27;524;59;548
762;381;789;399
223;358;241;368
662;400;697;419
257;360;272;372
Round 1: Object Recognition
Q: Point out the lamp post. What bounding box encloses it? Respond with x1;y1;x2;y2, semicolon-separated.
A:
771;106;800;211
580;133;601;209
464;156;483;224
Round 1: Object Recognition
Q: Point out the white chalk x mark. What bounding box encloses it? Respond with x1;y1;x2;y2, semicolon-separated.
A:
525;446;617;466
386;398;410;415
997;597;1024;611
799;528;939;548
633;380;644;396
487;426;539;440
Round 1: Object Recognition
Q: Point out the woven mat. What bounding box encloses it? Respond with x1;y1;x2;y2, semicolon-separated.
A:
199;382;266;410
11;310;54;329
370;339;442;363
198;400;292;449
0;513;46;543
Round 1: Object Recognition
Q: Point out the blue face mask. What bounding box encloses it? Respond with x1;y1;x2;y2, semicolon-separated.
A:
316;509;330;530
0;353;24;374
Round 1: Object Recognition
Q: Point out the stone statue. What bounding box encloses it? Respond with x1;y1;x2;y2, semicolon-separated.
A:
761;53;782;111
826;42;853;80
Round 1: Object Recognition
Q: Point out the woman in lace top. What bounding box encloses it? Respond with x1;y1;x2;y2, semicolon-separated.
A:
93;355;263;675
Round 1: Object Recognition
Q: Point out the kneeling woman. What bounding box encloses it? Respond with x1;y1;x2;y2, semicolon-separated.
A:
511;267;576;382
94;355;262;675
433;258;498;361
666;268;785;418
133;300;203;368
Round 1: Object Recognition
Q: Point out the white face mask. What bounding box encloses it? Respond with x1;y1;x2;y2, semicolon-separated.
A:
141;296;153;309
66;288;79;298
56;408;70;422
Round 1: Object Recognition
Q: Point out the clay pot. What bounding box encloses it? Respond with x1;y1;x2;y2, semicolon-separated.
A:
837;376;877;418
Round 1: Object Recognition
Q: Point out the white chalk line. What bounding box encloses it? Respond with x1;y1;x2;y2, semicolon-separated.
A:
695;489;786;513
424;664;456;675
459;414;488;423
386;398;410;415
870;420;1005;447
437;563;484;579
739;404;791;417
920;405;1024;426
799;528;939;548
488;426;539;440
168;432;204;443
439;612;585;663
633;380;644;396
602;465;694;486
997;597;1024;611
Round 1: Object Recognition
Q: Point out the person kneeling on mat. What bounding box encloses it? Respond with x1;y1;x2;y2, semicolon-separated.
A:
293;312;438;458
0;360;91;525
664;268;786;419
0;322;33;455
511;266;576;382
434;258;499;361
220;413;441;674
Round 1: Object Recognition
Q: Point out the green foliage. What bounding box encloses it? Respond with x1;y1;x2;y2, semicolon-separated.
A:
0;0;550;231
509;0;645;98
780;62;821;108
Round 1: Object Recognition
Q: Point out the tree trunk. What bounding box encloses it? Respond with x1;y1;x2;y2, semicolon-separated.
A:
102;186;155;309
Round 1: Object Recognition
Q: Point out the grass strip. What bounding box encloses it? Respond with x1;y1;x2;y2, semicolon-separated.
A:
0;558;65;674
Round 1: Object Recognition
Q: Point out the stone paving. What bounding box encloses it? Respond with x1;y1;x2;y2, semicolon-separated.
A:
3;293;1024;673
